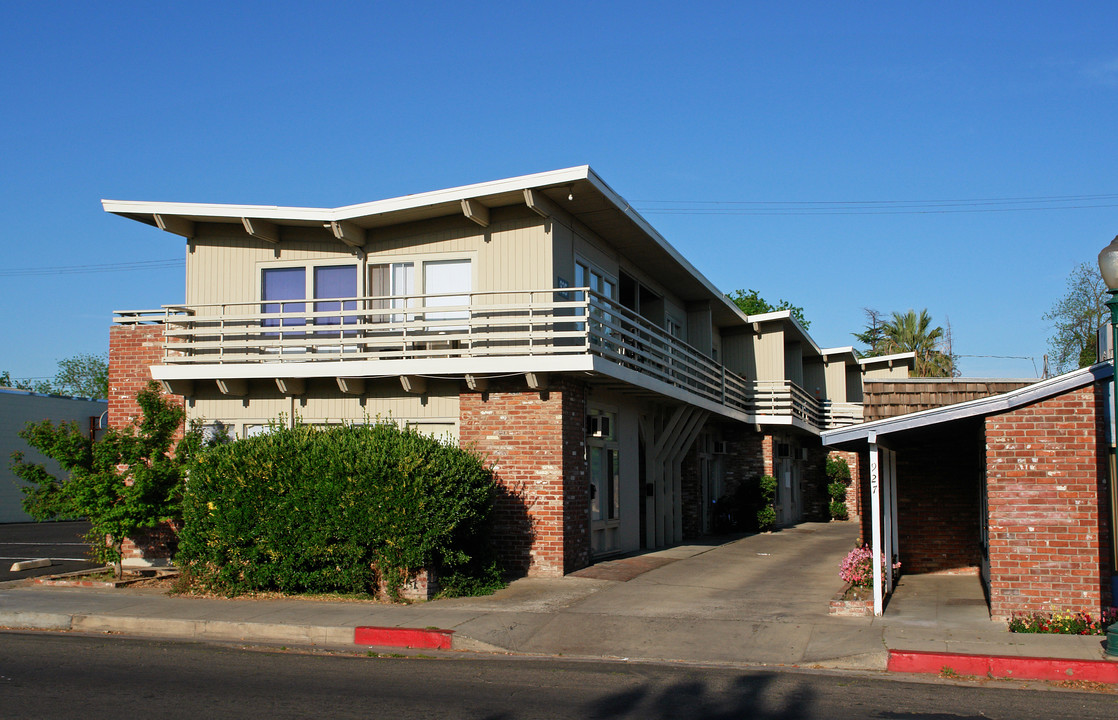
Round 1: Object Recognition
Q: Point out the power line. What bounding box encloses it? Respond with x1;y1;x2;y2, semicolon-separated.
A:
0;259;184;277
634;192;1118;216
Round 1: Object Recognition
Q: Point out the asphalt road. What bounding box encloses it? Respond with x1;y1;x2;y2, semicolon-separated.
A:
1;632;1116;719
0;521;99;582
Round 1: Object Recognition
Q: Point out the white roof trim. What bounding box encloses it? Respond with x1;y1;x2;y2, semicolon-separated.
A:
822;363;1112;446
858;351;917;367
102;166;594;223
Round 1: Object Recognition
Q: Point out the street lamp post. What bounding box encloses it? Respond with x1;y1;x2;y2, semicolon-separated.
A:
1095;236;1118;657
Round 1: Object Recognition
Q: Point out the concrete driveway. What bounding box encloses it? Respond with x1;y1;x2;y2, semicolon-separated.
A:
434;521;881;666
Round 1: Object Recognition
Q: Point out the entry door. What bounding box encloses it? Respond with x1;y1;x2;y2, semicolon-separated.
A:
775;457;802;526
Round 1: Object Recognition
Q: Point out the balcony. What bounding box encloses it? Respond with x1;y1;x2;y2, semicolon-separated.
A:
114;288;861;432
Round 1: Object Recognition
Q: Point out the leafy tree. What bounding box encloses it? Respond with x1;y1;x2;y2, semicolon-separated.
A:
50;353;109;399
10;382;192;577
727;289;810;329
1;353;108;398
1043;262;1107;374
852;308;888;356
881;309;956;377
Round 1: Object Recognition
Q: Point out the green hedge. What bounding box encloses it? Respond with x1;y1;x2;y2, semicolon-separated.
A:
176;422;498;596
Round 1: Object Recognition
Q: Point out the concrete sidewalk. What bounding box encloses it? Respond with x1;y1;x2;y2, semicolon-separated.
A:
1;522;1113;682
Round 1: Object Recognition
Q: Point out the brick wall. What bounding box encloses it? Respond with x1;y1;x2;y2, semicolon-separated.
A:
459;377;589;577
985;383;1113;618
108;323;186;564
853;424;983;574
108;324;182;430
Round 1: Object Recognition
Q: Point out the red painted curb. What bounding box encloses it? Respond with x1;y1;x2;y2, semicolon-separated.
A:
888;649;1118;683
354;626;454;650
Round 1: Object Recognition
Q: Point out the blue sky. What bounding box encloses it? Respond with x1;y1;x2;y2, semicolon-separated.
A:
2;2;1117;381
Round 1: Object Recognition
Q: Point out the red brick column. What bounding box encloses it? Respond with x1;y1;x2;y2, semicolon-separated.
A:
986;384;1113;619
459;376;589;577
108;323;183;565
108;323;180;429
828;450;861;521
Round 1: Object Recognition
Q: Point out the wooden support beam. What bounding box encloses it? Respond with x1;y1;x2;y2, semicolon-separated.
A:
275;378;305;396
525;372;548;391
242;217;280;244
215;378;247;397
400;375;426;394
464;374;488;392
336;377;365;395
330;220;367;248
460;199;490;227
154;214;195;238
522;188;553;218
159;379;194;397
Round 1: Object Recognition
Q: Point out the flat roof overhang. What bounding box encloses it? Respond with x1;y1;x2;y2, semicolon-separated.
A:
103;166;745;326
822;363;1112;449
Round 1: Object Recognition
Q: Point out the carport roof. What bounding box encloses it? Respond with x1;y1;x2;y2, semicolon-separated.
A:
822;363;1113;448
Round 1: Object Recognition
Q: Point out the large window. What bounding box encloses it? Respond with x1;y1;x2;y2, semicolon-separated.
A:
261;263;357;350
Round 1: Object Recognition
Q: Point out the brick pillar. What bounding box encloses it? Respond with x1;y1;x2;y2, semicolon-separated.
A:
985;383;1113;619
108;322;183;566
459;376;589;577
108;323;181;430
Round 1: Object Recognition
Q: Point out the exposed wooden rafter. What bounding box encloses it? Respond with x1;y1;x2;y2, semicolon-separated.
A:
154;214;195;238
330;220;367;248
522;188;553;218
400;375;427;394
460;199;490;227
336;377;366;395
464;374;488;391
215;378;247;397
275;378;306;396
242;217;280;244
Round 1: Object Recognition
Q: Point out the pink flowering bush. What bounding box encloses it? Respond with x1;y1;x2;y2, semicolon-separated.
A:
840;545;901;588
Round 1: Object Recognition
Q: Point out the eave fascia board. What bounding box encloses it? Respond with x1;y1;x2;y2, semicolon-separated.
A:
858;352;916;368
821;363;1111;447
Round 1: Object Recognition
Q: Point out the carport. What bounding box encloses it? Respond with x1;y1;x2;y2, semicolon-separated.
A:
822;365;1115;618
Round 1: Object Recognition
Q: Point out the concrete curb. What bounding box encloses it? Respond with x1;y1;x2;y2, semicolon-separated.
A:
888;649;1118;683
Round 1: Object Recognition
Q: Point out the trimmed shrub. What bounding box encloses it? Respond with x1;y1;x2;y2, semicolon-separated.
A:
756;475;777;532
176;422;499;597
826;456;851;521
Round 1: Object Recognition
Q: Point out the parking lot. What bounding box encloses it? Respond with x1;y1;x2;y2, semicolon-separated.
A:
0;521;98;582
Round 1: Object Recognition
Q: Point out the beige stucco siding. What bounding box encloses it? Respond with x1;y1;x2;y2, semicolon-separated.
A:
822;359;849;402
802;358;825;399
188;377;460;440
184;208;551;308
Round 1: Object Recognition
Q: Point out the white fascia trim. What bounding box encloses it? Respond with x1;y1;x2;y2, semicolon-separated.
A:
331;166;593;218
822;363;1112;446
858;352;917;367
150;354;596;381
101;167;596;225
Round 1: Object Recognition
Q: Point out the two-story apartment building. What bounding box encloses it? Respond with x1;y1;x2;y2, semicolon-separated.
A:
104;167;911;576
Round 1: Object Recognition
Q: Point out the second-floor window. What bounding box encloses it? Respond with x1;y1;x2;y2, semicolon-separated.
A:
261;263;358;341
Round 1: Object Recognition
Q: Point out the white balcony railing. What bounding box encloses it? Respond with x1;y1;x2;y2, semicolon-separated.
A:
115;288;861;431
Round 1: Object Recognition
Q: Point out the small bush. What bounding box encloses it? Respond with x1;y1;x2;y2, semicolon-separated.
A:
756;475;777;532
840;544;900;588
176;422;500;597
826;456;851;521
825;456;851;482
1008;608;1118;635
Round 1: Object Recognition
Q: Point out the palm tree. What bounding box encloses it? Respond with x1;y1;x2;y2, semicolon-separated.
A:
881;309;955;377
